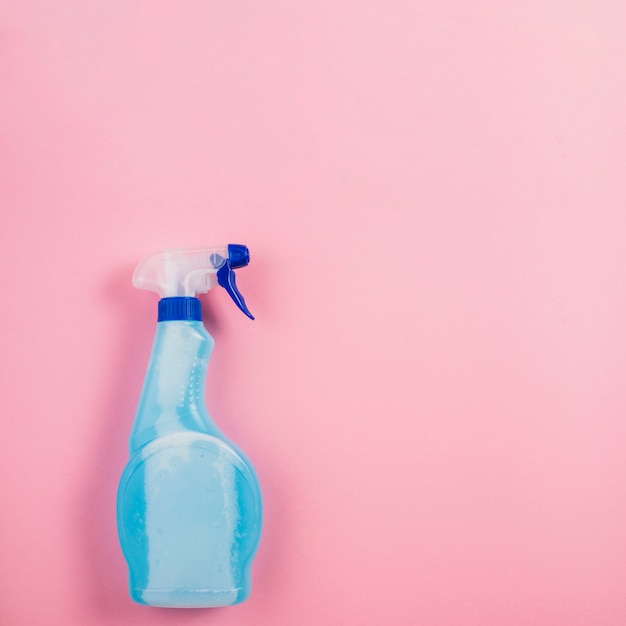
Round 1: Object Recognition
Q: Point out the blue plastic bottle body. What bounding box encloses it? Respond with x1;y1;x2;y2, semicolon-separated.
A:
117;318;262;608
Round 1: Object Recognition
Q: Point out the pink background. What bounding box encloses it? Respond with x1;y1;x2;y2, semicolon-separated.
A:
2;1;626;624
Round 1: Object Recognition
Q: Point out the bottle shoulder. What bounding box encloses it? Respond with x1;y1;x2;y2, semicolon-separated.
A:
121;430;260;489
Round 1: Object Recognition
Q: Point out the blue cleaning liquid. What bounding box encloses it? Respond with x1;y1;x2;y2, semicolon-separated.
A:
117;317;262;608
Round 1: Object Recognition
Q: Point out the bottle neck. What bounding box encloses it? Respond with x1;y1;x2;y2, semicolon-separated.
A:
130;317;215;453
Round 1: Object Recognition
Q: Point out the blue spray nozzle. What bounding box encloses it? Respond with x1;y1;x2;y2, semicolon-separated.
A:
228;244;250;269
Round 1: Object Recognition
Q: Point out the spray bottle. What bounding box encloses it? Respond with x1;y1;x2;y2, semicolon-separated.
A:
116;244;262;608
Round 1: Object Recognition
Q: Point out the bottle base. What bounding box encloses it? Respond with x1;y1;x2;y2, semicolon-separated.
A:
132;586;247;608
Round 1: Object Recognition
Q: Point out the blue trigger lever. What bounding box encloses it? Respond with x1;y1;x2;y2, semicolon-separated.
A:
212;244;255;320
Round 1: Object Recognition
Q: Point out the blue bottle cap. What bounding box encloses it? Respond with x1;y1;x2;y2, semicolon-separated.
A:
158;297;202;322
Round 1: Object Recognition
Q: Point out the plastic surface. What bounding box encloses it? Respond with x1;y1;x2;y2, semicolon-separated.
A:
117;317;262;608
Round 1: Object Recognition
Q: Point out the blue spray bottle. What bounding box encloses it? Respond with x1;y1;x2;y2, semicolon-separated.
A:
117;244;262;608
